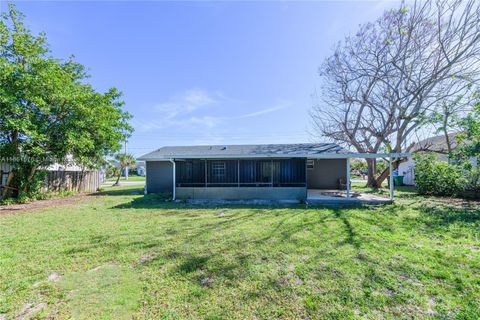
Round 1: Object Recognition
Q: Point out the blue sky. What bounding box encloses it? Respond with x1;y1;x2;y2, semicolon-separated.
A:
3;1;400;157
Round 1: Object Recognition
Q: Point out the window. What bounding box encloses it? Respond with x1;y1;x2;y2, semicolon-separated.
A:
207;160;237;185
211;161;226;178
307;159;315;170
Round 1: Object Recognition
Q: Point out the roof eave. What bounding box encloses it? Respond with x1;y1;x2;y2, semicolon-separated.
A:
138;152;410;161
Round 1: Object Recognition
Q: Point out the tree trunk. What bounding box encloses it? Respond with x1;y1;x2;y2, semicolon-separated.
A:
113;166;123;186
443;122;453;162
374;158;406;187
3;130;20;198
22;166;37;193
366;158;380;188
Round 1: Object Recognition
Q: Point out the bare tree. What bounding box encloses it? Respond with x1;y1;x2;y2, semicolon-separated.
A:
428;85;477;155
311;0;480;187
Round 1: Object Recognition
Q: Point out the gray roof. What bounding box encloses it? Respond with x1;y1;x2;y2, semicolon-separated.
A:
413;133;459;153
138;143;349;160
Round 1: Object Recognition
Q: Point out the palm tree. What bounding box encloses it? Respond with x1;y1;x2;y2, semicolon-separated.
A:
113;153;136;186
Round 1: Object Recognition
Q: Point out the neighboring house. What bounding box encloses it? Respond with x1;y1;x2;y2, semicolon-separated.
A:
46;155;85;171
1;155;85;175
136;164;146;176
133;161;146;176
398;134;477;186
138;143;407;201
109;160;145;176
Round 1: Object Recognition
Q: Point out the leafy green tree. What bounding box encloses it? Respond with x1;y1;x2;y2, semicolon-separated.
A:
113;153;136;186
106;159;120;178
457;100;480;160
0;4;132;198
350;159;367;172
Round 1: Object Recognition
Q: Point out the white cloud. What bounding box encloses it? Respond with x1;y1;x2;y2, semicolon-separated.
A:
154;88;223;119
185;116;221;128
134;89;289;133
236;103;288;119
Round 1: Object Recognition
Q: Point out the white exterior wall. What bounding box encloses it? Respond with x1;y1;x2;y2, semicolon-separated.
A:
46;163;85;171
398;158;415;186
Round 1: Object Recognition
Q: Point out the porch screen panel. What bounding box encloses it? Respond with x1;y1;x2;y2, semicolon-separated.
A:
239;160;256;185
255;160;272;186
275;159;306;186
207;160;238;186
176;160;205;187
177;159;306;188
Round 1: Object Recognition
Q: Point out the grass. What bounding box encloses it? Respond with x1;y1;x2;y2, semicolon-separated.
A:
105;175;145;182
0;189;77;206
351;181;418;197
0;186;479;319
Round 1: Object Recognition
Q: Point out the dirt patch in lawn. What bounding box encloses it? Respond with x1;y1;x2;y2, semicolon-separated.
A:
0;193;101;216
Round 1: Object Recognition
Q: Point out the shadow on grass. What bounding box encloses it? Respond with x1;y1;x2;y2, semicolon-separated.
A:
395;186;418;194
416;204;480;227
170;252;253;283
63;200;392;298
64;237;162;256
71;188;480;315
95;186;144;197
371;200;480;235
101;185;479;235
333;209;361;249
110;193;311;211
352;185;418;198
178;256;210;273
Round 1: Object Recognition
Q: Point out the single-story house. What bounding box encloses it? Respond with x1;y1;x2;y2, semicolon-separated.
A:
136;164;146;176
139;143;408;202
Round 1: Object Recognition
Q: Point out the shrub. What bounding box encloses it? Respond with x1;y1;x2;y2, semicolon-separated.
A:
1;186;77;206
414;154;466;196
8;168;49;200
464;168;480;199
156;192;173;201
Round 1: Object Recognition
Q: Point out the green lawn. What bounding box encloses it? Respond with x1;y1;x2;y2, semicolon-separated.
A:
0;186;479;319
105;175;145;182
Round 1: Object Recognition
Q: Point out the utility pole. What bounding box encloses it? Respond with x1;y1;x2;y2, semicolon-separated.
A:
124;140;129;181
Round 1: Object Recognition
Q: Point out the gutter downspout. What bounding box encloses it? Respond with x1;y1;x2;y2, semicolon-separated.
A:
346;158;351;198
169;159;176;200
144;162;148;194
389;157;394;201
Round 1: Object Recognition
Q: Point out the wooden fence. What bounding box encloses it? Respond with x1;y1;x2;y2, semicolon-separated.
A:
1;164;101;194
44;170;101;193
0;163;13;188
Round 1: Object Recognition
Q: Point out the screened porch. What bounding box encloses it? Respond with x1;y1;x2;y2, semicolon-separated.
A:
175;159;306;188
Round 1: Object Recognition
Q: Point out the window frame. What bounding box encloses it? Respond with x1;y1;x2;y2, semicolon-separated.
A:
211;161;226;178
307;159;315;170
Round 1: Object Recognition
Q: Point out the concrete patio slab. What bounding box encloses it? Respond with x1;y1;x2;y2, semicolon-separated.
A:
307;189;391;205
